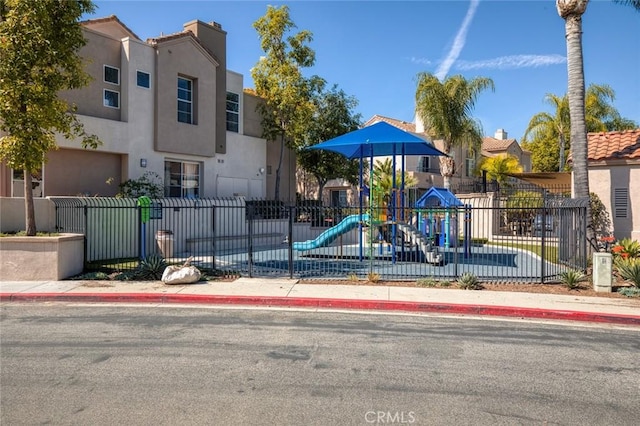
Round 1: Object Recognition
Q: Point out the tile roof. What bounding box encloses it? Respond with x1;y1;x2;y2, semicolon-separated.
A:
587;129;640;161
482;137;518;152
364;115;416;133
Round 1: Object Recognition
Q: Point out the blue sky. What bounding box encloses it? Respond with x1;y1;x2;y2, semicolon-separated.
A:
89;0;639;141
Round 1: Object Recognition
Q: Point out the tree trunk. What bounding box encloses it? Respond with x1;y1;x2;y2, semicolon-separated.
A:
558;133;566;172
558;0;596;251
24;169;36;236
439;156;455;190
274;134;285;201
316;177;326;202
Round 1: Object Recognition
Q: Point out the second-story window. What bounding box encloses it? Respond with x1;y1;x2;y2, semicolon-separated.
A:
226;92;239;132
104;65;120;85
137;71;150;88
417;156;431;173
177;77;193;124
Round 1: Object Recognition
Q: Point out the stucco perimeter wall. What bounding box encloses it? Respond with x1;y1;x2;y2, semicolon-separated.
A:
0;234;84;280
456;193;497;241
0;197;56;233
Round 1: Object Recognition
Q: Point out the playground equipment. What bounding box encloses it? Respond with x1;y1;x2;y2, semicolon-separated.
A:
415;187;472;257
395;222;443;264
293;214;370;251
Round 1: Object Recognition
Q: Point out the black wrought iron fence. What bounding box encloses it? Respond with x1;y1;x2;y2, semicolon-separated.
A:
52;196;587;283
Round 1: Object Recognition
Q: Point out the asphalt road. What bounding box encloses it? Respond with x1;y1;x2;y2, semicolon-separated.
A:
1;304;639;425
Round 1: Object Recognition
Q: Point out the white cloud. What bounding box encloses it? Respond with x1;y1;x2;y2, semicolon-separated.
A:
456;54;567;70
435;0;480;81
409;57;432;66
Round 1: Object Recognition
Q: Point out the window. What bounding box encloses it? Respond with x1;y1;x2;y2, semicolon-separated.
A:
12;169;43;197
465;157;475;177
137;71;150;88
177;77;193;124
417;156;431;173
103;89;120;108
614;188;629;218
165;160;200;198
226;92;239;132
331;190;348;207
104;65;120;85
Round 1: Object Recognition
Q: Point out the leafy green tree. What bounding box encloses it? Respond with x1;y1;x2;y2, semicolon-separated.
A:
251;5;321;201
521;126;563;173
414;73;494;189
297;85;362;201
0;0;100;235
478;154;523;186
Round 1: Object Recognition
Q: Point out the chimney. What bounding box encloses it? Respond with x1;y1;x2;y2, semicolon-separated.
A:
494;129;508;140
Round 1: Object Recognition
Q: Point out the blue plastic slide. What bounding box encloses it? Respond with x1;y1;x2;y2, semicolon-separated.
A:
293;214;370;251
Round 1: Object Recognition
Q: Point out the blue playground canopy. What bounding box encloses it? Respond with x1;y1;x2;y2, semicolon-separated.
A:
307;121;446;159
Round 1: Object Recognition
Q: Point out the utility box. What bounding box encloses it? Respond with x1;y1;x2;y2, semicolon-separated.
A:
592;252;612;293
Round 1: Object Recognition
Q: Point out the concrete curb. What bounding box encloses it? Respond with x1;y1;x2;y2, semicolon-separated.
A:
2;292;639;326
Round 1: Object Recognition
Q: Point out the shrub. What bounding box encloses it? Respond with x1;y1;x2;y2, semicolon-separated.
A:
559;270;586;290
439;280;452;287
347;273;360;282
611;238;640;260
134;254;168;280
367;272;381;283
614;257;640;288
617;287;640;298
70;271;110;280
458;273;482;290
117;171;164;198
417;278;438;288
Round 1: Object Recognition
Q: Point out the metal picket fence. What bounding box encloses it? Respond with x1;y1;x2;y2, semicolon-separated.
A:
52;195;587;283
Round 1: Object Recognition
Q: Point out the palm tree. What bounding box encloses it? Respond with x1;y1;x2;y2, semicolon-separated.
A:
524;94;570;172
415;73;494;189
555;0;640;249
523;84;630;171
372;158;417;210
479;154;524;186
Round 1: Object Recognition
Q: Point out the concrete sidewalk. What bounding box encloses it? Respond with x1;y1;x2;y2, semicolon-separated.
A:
1;278;639;326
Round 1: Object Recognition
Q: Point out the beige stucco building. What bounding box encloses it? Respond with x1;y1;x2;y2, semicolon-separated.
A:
481;129;532;172
0;16;295;201
586;129;640;241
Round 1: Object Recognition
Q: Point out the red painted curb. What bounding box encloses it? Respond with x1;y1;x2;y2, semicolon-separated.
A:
2;292;639;326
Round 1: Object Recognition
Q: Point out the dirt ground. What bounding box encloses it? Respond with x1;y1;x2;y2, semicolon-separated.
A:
297;277;638;299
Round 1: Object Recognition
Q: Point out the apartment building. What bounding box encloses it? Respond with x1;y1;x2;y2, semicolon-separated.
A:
0;16;296;200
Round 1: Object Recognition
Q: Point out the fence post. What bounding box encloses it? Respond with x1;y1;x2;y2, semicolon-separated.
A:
83;205;88;272
247;203;254;278
211;205;216;270
288;205;294;279
540;203;547;284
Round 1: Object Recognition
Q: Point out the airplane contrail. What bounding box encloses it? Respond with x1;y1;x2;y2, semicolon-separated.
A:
435;0;480;81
